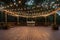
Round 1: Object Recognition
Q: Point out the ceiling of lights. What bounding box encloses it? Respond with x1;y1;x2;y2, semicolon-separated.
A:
0;0;60;18
0;0;60;11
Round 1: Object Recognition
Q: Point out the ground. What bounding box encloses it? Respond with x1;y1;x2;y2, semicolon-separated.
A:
0;26;60;40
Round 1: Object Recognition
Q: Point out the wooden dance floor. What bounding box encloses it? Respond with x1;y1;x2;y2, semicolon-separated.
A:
0;26;60;40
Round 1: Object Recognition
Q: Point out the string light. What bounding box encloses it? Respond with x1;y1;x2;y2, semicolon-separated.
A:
14;3;16;5
10;4;13;7
7;5;9;7
18;1;21;3
0;0;60;18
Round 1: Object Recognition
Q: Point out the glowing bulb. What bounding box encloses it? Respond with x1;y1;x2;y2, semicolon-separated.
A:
18;1;21;3
7;5;9;7
14;3;16;5
10;4;13;7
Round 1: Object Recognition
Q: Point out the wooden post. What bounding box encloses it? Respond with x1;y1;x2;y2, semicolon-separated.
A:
52;13;59;30
5;12;7;25
54;13;56;25
17;14;19;25
0;11;3;25
45;16;47;26
0;12;2;23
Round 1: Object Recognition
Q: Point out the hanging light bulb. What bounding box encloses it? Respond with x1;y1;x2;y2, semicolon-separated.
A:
18;1;21;3
10;4;13;7
7;5;9;7
14;3;16;5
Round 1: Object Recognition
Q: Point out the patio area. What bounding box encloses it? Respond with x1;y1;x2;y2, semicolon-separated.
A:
0;26;60;40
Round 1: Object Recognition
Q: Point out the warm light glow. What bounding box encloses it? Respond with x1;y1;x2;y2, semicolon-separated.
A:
18;1;21;3
14;3;16;5
3;8;60;18
10;4;13;7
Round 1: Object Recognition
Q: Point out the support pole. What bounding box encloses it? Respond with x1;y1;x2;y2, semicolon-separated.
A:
5;12;7;25
52;13;59;30
17;15;19;25
54;13;56;25
0;11;3;25
15;11;20;25
45;16;47;25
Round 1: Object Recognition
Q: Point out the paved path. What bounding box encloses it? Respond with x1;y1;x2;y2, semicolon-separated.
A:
0;26;60;40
